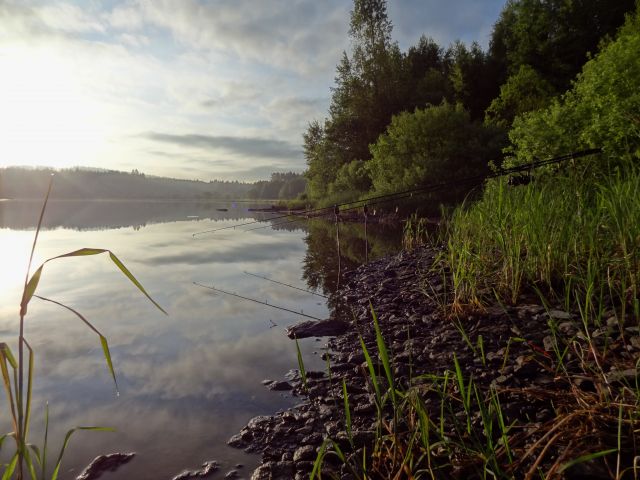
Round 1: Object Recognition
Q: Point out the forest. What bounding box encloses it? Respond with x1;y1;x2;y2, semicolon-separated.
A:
303;0;638;209
0;167;305;201
301;1;640;477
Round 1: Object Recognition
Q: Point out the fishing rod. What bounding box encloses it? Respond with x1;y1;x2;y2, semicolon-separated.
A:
244;271;328;298
237;148;603;233
192;206;334;237
193;282;323;320
192;148;601;236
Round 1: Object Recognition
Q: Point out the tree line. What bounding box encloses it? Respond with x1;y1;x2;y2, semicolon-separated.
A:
303;0;636;208
0;167;306;200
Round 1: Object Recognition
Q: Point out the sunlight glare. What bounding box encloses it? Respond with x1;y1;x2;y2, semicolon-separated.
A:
0;45;107;169
0;230;32;317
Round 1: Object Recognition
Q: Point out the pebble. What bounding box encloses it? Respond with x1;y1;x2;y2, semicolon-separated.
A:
226;245;636;479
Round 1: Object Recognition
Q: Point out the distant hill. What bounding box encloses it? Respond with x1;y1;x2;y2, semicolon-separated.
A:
0;167;252;200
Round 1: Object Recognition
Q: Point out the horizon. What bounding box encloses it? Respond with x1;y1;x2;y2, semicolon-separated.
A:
0;0;505;182
0;163;303;184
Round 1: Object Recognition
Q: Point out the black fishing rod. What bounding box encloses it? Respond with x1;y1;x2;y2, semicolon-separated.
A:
236;148;603;233
244;271;328;298
192;148;601;236
193;282;323;320
192;205;334;237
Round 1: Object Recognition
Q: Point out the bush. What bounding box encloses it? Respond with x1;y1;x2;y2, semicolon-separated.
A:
507;7;640;166
368;102;504;203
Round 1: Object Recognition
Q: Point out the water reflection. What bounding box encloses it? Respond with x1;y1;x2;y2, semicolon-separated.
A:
302;218;402;303
0;199;274;231
0;201;402;479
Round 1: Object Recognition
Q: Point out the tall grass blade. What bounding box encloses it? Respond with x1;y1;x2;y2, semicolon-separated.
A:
557;449;617;473
50;427;114;480
23;340;34;441
0;347;18;435
27;444;41;468
100;336;118;394
0;343;18;369
108;252;167;314
310;438;329;479
342;378;353;446
34;296;119;393
20;175;53;316
369;302;395;406
359;335;381;406
294;337;307;391
2;452;18;480
42;403;49;480
23;446;37;480
22;249;166;316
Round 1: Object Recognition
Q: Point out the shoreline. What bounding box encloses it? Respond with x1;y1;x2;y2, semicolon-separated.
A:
229;245;638;479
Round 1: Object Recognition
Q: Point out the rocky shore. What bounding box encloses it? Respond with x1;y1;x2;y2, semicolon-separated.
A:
229;245;638;479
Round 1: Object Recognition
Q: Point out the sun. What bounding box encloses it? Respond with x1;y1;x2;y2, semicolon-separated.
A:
0;45;106;170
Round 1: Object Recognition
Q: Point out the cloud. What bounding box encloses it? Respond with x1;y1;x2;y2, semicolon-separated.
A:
135;0;350;76
105;4;146;31
142;132;302;160
37;2;106;34
0;0;510;182
141;239;305;266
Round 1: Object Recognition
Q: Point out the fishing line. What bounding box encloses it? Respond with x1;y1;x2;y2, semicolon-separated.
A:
193;282;323;320
192;148;601;236
243;271;328;298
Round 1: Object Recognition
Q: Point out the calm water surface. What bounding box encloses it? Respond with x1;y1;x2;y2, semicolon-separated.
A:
0;200;401;479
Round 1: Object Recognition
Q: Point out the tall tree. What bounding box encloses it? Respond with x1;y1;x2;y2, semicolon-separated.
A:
405;35;453;107
489;0;636;92
304;0;404;202
448;41;500;120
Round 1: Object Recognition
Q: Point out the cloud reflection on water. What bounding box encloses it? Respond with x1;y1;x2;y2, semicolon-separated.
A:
0;203;327;478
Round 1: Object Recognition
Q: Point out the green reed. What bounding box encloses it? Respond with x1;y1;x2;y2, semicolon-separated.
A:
0;179;165;479
312;158;639;477
445;162;639;315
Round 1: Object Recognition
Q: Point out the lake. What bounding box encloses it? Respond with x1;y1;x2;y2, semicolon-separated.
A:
0;200;401;479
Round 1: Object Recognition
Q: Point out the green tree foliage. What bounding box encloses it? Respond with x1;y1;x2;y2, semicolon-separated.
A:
304;0;408;203
490;0;636;92
303;0;499;204
507;7;640;166
368;103;504;201
328;160;372;203
404;36;453;108
303;0;631;208
485;64;557;128
448;41;500;120
0;167;252;200
247;172;307;199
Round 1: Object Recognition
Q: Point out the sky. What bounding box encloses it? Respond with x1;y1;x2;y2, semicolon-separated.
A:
0;0;506;182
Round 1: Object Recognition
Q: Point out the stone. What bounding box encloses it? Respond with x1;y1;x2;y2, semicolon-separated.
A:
172;460;220;480
286;319;350;339
548;309;572;320
266;380;293;391
293;444;316;462
76;453;135;480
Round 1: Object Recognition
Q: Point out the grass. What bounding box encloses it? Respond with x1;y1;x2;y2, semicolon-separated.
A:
0;178;165;479
442;162;639;310
310;155;639;478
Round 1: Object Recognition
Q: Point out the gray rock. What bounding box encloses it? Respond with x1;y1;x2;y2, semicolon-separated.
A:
548;309;572;320
286;319;350;339
172;460;220;480
76;453;135;480
293;444;316;462
266;380;293;391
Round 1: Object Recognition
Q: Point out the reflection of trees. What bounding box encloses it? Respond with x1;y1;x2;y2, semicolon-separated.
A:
302;219;402;309
0;200;273;231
